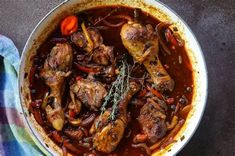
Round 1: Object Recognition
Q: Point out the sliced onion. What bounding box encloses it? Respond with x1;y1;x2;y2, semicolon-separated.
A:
33;109;44;125
62;146;67;156
180;105;192;118
167;115;178;130
41;92;50;109
132;143;151;155
174;102;180;114
51;131;63;143
149;140;162;151
102;20;125;27
93;8;119;25
156;23;172;55
81;113;96;127
79;127;89;136
68;118;82;126
63;141;81;154
173;33;185;47
95;25;109;30
30;99;42;108
29;67;36;85
109;14;132;21
133;134;147;143
50;38;67;44
161;137;177;149
150;120;185;151
125;129;132;138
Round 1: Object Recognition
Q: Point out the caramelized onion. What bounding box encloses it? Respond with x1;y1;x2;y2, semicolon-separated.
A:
149;140;162;151
41;92;49;109
109;14;132;21
79;127;89;136
150;119;185;151
62;146;68;156
125;129;132;138
157;22;185;55
161;138;177;149
93;8;119;25
68;118;82;126
29;67;36;85
133;134;148;143
174;102;180;114
51;131;63;143
132;143;151;155
173;33;185;47
156;22;172;55
63;141;81;154
81;113;96;127
33;109;44;125
30;99;42;108
75;63;101;73
167;115;178;130
50;38;67;44
102;20;125;27
180;105;192;118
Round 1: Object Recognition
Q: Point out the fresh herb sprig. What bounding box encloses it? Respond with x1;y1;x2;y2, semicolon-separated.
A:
99;61;131;122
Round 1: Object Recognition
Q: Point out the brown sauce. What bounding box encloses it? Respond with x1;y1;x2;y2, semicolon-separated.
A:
28;6;193;156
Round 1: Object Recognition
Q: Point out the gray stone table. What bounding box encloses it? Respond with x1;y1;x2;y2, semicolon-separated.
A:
0;0;234;155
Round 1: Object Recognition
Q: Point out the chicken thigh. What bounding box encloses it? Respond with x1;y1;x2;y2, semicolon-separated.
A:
70;78;107;111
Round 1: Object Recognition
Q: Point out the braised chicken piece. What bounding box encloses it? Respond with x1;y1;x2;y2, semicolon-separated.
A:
70;78;107;111
64;127;84;141
68;99;82;115
93;44;114;65
71;27;114;66
90;82;140;153
40;43;73;131
69;89;82;115
71;27;103;52
134;98;167;143
120;22;174;91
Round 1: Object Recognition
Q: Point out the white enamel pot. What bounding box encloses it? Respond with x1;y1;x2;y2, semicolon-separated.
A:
19;0;208;155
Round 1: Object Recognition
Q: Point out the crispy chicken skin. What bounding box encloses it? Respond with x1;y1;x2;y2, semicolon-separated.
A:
90;82;140;153
40;43;73;131
70;78;107;111
134;98;167;143
120;22;174;91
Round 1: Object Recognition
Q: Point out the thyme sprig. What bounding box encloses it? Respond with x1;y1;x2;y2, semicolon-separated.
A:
98;61;131;125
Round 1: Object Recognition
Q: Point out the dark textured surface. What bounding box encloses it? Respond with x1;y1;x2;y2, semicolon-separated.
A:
0;0;235;155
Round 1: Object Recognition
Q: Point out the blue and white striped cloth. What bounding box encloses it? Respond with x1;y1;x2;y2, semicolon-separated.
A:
0;35;45;156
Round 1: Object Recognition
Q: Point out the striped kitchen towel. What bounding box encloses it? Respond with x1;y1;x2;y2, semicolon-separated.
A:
0;35;47;156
